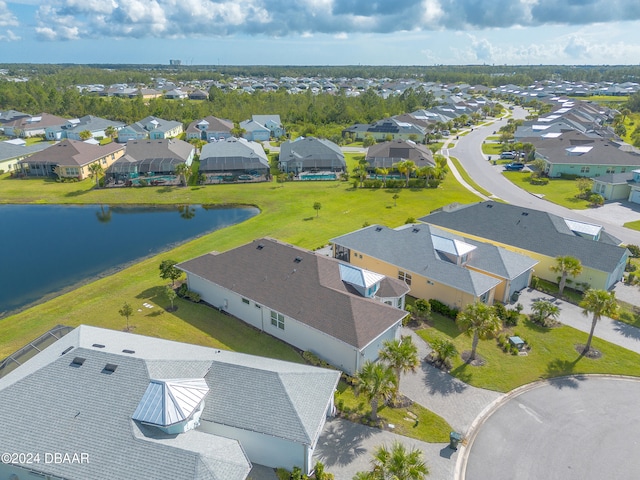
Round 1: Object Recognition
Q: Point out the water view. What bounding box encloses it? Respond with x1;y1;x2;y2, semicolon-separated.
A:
0;204;259;317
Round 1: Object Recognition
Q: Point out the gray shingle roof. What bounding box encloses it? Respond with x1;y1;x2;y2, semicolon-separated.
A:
421;202;627;272
0;140;51;162
177;238;407;349
279;137;345;170
0;325;340;480
366;138;435;170
200;137;268;171
331;224;509;297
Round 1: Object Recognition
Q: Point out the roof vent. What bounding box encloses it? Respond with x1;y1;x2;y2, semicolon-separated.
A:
521;212;529;216
61;346;74;355
294;256;302;263
486;204;493;208
71;357;86;367
257;243;264;250
103;363;118;374
92;343;105;348
122;349;135;354
375;226;383;232
412;227;420;233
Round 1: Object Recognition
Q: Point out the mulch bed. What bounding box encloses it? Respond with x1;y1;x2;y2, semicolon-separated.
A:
461;351;486;366
575;344;603;359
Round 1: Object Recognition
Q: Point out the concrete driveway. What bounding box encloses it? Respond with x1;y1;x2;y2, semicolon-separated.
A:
461;376;640;480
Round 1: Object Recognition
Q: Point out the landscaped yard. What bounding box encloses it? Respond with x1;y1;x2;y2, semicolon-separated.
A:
502;171;592;209
417;313;640;392
334;380;452;443
448;156;494;198
481;142;503;156
624;219;640;231
0;171;481;358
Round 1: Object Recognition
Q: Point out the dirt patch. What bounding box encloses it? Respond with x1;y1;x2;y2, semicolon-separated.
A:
575;344;603;359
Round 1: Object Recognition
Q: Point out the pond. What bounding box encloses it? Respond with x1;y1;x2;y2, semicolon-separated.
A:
0;204;259;317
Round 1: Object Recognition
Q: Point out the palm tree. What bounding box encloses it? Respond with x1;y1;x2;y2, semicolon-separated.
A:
379;337;419;399
550;256;583;295
375;167;389;187
355;360;396;422
531;299;560;327
88;162;103;188
104;125;117;140
174;163;191;186
353;162;368;188
456;302;501;362
78;130;93;141
580;289;619;354
393;160;416;187
369;442;429;480
430;338;458;368
416;165;435;187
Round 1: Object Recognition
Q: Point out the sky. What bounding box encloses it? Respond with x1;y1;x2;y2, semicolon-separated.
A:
1;0;640;66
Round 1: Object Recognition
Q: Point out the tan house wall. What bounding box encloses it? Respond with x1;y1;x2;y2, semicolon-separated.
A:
346;248;487;309
60;147;124;180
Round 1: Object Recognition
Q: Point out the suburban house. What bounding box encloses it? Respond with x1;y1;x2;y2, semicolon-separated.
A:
46;115;125;141
2;112;68;138
199;137;269;182
251;114;285;138
0;109;30;132
164;89;188;99
279;137;346;174
0;325;340;479
421;202;629;291
343;117;426;142
18;139;125;179
0;138;51;174
365;138;435;173
117;116;184;143
188;89;209;100
239;118;271;142
592;169;640;204
177;238;410;375
331;224;537;308
186;116;234;142
526;130;640;178
106;139;194;184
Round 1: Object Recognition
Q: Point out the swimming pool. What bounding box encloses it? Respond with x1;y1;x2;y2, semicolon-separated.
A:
298;173;338;180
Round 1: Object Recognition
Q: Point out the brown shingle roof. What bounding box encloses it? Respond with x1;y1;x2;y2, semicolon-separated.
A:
178;238;406;349
20;139;124;167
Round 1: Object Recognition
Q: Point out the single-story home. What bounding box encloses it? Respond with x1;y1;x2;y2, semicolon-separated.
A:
421;201;629;291
332;223;538;308
365;138;435;173
3;112;68;138
186;116;234;142
0;325;340;479
106;139;194;184
591;169;640;204
279;137;345;174
0;138;51;173
45;115;125;141
177;238;410;375
526;130;640;178
118;116;184;143
18;139;125;179
199;137;269;182
343;117;426;142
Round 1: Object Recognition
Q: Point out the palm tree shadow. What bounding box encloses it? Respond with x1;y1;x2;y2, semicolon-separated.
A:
422;362;469;396
545;356;586;389
136;286;165;301
314;418;374;468
612;321;640;340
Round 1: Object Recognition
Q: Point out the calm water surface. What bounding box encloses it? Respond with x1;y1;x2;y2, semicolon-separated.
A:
0;204;258;316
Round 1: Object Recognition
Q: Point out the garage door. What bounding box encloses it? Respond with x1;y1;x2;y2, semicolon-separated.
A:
630;190;640;204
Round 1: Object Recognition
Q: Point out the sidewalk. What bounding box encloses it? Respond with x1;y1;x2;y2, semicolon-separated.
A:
517;288;640;355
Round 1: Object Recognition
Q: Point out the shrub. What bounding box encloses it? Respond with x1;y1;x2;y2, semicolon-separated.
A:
362;179;383;188
186;290;201;303
530;177;549;185
405;217;417;224
177;284;189;297
588;193;604;207
407;178;425;188
427;178;442;188
627;244;640;258
428;299;459;319
384;179;404;188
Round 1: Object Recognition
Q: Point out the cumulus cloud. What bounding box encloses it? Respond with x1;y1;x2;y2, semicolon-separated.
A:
31;0;640;41
0;0;18;27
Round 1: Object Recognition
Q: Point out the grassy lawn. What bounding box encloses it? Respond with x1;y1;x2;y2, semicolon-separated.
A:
448;156;494;198
481;142;503;155
0;172;481;358
624;219;640;231
334;381;451;443
417;313;640;392
502;171;591;209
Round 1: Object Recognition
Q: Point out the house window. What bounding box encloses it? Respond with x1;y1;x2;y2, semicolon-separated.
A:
580;166;590;173
398;271;412;285
621;168;627;173
427;280;434;285
270;311;285;330
255;303;261;309
242;298;250;305
66;167;79;176
606;167;615;174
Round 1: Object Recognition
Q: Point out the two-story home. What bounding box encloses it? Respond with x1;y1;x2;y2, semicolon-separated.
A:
46;115;125;141
3;113;68;138
177;238;410;375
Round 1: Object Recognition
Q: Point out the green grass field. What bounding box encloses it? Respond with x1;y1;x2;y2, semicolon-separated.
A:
502;171;591;209
448;156;494;198
417;313;640;392
0;171;481;357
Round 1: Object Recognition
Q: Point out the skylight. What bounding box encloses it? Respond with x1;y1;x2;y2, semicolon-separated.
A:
339;263;384;289
431;234;477;257
132;378;209;427
566;146;593;155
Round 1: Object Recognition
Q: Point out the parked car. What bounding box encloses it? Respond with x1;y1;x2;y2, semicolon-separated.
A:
500;151;516;159
504;162;525;171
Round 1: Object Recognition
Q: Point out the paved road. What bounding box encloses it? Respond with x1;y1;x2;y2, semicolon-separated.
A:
449;109;640;245
462;377;640;480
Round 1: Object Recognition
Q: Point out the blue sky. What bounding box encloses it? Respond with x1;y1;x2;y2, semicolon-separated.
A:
2;0;640;66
